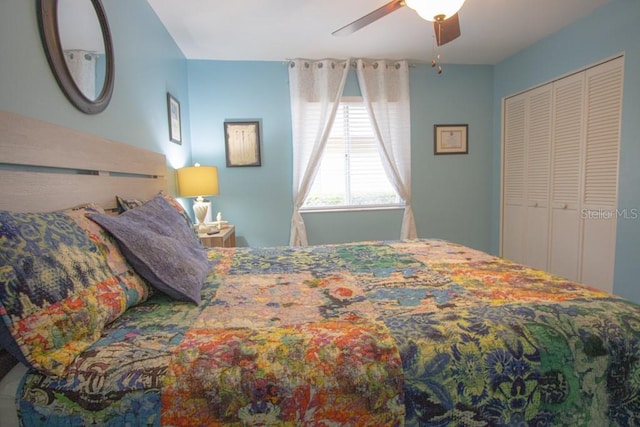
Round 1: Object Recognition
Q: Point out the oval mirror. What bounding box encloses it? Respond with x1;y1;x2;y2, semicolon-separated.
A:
37;0;114;114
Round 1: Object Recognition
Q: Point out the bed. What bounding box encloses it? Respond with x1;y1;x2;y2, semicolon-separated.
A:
1;110;640;426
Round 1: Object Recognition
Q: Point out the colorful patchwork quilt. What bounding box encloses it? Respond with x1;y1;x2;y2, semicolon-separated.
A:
16;240;640;426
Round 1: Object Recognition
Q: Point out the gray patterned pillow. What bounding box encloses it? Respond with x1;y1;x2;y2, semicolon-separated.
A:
90;194;209;304
116;191;196;235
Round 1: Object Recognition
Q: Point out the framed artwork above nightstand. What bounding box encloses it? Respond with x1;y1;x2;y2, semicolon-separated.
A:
224;121;261;167
198;225;236;248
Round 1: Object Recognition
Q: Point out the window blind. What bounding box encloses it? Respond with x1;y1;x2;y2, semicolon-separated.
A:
304;100;401;209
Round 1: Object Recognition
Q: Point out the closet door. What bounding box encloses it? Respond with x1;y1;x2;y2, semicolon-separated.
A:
548;73;584;281
580;57;623;292
503;87;552;269
502;95;526;263
524;86;552;270
502;56;623;292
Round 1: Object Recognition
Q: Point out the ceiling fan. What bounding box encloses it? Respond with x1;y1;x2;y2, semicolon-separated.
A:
332;0;465;47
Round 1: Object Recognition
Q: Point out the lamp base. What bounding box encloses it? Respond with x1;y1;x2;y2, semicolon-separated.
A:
193;199;209;232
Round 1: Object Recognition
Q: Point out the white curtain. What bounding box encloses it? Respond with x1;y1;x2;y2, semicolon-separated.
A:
356;59;417;239
63;49;97;100
288;59;350;246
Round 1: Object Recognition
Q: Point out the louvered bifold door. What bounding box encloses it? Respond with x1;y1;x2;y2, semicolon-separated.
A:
580;57;623;292
502;94;527;263
548;73;585;281
524;86;552;270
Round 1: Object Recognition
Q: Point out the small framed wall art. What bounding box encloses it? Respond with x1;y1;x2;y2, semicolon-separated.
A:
224;120;262;167
434;124;468;155
167;93;182;144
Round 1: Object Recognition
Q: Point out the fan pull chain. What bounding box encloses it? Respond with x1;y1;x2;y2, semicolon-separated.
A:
431;33;437;67
431;21;443;74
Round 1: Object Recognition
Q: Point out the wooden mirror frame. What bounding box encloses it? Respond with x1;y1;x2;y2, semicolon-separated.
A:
37;0;115;114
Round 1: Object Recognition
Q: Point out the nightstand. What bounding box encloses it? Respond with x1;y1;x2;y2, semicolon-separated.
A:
198;225;236;248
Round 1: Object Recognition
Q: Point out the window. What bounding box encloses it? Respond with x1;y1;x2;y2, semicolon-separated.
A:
302;98;402;210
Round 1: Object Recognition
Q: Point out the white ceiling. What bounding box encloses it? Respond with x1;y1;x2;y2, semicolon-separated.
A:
146;0;610;65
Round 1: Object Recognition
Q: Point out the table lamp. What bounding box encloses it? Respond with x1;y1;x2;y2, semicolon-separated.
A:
177;163;219;231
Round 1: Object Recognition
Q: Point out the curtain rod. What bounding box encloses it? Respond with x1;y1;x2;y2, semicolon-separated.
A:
283;59;417;67
282;58;418;68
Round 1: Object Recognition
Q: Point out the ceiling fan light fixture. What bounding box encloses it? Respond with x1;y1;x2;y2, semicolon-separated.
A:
404;0;466;21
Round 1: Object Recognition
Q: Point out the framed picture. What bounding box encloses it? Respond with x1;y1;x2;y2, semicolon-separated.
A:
434;124;468;155
224;120;261;167
167;93;181;144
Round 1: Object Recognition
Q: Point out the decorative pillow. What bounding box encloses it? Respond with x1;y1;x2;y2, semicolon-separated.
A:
64;205;153;299
115;195;145;212
0;204;151;376
117;191;195;232
90;194;210;304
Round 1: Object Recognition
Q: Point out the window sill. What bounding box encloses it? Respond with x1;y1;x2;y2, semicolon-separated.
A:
300;204;405;214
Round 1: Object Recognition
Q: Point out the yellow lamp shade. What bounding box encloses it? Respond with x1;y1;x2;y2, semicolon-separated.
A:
177;165;219;198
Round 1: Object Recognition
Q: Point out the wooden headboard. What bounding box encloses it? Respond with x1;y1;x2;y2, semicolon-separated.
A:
0;110;167;213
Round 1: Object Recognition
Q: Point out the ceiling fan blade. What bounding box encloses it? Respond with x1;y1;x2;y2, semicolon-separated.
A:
434;13;461;46
332;0;405;37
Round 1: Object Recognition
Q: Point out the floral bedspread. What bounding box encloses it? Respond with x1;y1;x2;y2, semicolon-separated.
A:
16;240;640;426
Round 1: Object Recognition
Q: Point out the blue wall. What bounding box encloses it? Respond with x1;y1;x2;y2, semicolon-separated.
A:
0;0;192;181
492;0;640;301
187;61;494;248
187;61;293;247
